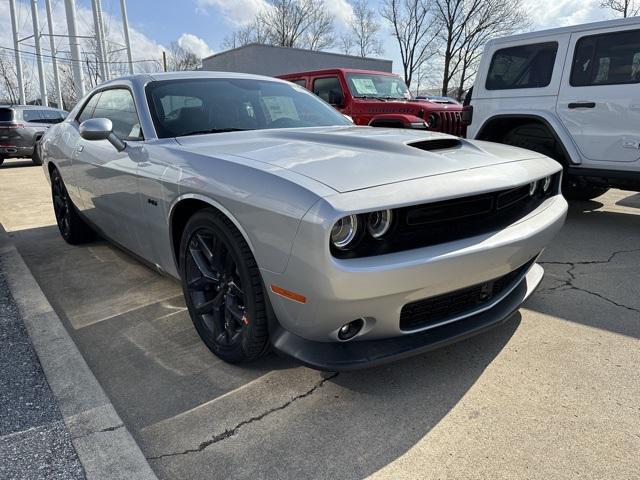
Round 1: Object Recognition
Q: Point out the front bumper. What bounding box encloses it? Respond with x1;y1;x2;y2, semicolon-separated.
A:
272;263;543;371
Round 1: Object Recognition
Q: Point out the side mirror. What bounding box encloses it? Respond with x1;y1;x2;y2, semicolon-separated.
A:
79;118;126;152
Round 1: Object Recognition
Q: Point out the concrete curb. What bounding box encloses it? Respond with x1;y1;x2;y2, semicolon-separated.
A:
0;230;158;480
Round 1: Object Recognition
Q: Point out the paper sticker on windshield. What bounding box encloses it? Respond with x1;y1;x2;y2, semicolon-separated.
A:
262;96;299;121
352;78;378;95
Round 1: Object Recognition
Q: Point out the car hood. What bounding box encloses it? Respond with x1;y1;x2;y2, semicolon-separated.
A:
175;126;544;193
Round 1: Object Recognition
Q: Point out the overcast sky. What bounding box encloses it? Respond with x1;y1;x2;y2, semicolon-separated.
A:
0;0;624;85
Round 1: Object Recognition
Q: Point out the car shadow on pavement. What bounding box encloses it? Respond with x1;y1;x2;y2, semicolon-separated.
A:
525;199;640;340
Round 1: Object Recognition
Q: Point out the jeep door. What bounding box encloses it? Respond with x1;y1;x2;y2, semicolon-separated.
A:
557;26;640;164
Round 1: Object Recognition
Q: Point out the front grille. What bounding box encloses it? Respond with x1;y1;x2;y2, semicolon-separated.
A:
431;111;467;137
399;257;536;331
332;173;561;259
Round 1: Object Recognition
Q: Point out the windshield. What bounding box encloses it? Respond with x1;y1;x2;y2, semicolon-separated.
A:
146;78;351;138
345;73;410;100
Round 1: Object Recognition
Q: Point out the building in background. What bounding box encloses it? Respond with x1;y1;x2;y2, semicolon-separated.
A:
202;43;392;77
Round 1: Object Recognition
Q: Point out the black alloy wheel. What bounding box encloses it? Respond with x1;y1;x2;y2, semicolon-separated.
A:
180;210;269;363
50;168;94;244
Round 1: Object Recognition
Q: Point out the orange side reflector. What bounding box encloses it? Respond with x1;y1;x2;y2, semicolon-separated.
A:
270;285;307;304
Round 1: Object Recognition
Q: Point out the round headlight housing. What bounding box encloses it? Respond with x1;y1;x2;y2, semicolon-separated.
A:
542;175;552;193
529;180;538;196
428;113;438;128
331;214;359;250
367;209;393;239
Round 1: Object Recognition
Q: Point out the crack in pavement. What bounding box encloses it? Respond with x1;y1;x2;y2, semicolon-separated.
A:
538;248;640;314
147;372;339;461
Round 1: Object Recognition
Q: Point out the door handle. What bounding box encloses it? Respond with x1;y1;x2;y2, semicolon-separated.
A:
568;102;596;109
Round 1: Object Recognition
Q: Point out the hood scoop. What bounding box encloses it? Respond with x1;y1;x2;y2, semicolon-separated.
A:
408;138;462;151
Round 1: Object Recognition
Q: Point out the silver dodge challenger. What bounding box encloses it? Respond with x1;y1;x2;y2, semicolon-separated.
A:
40;72;567;370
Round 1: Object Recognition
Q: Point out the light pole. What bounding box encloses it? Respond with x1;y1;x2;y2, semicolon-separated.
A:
9;0;26;104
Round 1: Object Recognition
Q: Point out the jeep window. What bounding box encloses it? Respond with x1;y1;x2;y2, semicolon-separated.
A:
0;108;14;122
313;77;344;105
486;42;558;90
570;29;640;87
290;79;307;89
146;78;350;138
22;110;43;122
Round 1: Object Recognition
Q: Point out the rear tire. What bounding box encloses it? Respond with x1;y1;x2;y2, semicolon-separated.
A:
179;209;270;363
0;158;4;167
51;168;95;244
502;124;609;201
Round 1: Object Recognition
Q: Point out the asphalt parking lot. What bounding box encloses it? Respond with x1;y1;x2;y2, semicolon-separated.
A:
1;158;639;479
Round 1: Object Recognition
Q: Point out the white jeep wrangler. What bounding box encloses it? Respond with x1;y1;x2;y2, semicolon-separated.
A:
467;17;640;200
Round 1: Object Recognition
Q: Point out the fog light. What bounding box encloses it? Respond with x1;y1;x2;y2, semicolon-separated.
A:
529;181;538;196
338;318;364;340
542;175;552;192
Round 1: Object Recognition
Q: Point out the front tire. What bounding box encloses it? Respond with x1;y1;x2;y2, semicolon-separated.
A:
502;124;609;201
179;209;269;363
0;157;4;167
51;168;95;244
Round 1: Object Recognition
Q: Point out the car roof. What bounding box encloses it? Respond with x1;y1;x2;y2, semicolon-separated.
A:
279;68;399;78
0;104;64;111
101;70;292;87
487;16;640;47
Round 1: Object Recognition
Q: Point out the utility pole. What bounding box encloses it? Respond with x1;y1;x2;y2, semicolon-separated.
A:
64;0;85;98
120;0;134;75
9;0;26;105
95;0;109;80
91;0;107;81
45;0;63;109
162;51;167;72
31;0;48;106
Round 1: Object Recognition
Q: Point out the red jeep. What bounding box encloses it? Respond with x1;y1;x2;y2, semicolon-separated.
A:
279;68;468;137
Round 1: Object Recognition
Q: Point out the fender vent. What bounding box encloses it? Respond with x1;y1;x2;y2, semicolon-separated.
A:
408;139;462;151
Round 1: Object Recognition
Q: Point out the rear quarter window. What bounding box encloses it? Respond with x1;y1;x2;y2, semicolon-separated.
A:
486;42;558;90
0;108;14;121
570;29;640;86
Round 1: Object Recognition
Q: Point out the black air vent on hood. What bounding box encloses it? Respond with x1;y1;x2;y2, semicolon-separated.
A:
408;138;462;151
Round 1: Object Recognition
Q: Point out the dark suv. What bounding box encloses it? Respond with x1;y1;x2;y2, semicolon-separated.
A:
0;105;67;166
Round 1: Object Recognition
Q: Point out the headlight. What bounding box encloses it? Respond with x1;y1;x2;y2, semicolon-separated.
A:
542;175;552;192
367;209;393;239
331;214;359;250
529;180;538;196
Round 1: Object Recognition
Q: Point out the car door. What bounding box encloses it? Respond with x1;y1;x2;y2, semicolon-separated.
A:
556;26;640;163
74;87;145;254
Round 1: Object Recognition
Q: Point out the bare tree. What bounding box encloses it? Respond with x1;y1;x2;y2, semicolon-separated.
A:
167;41;201;71
224;0;336;51
222;22;270;49
380;0;439;87
340;0;384;57
600;0;639;17
435;0;528;97
0;50;35;104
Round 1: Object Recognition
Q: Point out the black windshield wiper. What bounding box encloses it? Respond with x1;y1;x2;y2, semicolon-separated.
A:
353;95;387;101
182;128;249;136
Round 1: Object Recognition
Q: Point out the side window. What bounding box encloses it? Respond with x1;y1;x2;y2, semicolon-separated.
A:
312;77;344;106
290;79;307;88
77;93;101;124
571;29;640;87
486;42;558;90
93;89;143;140
23;110;43;123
